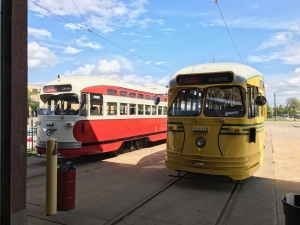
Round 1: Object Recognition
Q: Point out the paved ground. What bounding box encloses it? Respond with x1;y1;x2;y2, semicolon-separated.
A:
26;121;300;225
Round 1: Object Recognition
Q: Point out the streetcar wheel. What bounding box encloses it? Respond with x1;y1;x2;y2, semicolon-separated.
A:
122;143;133;153
112;146;123;156
135;139;144;150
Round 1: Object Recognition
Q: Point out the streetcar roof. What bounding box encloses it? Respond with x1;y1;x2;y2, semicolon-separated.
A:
169;62;263;87
41;76;168;95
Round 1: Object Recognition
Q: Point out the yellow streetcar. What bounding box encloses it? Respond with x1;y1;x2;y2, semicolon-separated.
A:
165;62;267;180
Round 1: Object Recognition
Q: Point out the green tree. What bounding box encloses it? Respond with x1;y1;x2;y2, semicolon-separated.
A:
286;97;300;120
28;90;39;117
275;105;284;116
267;104;273;118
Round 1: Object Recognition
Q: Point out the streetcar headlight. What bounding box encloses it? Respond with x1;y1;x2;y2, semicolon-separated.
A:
195;137;206;148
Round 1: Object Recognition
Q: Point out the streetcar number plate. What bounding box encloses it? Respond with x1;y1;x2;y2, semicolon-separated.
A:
193;126;208;132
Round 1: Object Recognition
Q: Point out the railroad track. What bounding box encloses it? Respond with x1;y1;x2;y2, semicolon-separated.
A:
27;143;244;225
105;171;189;225
104;172;243;225
215;180;243;225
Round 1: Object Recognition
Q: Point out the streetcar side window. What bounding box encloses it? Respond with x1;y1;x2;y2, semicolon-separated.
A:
129;104;136;115
90;94;103;116
107;89;117;95
158;106;162;115
107;102;117;115
129;92;136;98
79;94;88;116
247;86;259;118
152;105;157;115
138;104;144;115
120;103;128;115
163;106;167;115
120;91;127;96
168;88;203;116
204;86;244;117
145;105;151;115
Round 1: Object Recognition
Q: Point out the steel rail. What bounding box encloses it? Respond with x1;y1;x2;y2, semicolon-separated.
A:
214;180;243;225
105;172;188;225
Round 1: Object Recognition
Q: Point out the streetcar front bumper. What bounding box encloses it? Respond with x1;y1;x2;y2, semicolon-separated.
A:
165;150;261;180
36;140;82;149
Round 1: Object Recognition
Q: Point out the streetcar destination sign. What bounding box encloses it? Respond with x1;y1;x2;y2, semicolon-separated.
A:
43;84;72;93
176;72;233;85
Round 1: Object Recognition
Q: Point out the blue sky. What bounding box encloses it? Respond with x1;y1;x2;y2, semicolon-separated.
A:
28;0;300;106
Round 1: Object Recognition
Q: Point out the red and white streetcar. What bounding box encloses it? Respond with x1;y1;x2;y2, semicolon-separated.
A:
36;75;168;158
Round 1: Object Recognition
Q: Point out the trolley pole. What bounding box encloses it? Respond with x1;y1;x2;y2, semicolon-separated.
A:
45;138;58;216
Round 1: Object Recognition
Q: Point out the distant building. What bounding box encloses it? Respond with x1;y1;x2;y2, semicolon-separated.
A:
28;84;42;101
28;84;43;117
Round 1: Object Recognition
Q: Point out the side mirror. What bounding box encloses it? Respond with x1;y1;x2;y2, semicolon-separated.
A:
255;96;267;106
154;96;160;105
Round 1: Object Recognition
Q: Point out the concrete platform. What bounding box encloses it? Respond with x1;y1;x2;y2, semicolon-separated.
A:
26;121;300;225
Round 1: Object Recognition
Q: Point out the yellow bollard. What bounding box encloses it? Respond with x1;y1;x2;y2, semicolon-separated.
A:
45;138;58;216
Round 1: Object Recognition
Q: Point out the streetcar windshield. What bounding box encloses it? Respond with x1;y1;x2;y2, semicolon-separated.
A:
204;86;245;117
168;88;203;116
38;94;80;116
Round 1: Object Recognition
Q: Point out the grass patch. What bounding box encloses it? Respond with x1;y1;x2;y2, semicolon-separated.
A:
27;150;37;157
266;118;300;122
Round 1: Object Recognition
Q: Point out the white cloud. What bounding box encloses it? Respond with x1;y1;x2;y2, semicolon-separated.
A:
61;57;168;87
96;60;121;74
29;0;155;34
122;32;138;36
155;61;169;65
254;45;300;65
28;27;51;39
265;70;300;106
28;42;59;68
64;23;82;31
248;31;300;65
64;46;83;54
63;59;122;77
76;39;103;50
121;74;168;87
64;64;95;76
114;55;133;71
212;16;300;31
257;32;293;50
163;28;175;32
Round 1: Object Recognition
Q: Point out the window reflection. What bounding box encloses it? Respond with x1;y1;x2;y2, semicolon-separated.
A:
38;94;80;116
168;88;203;116
204;87;244;117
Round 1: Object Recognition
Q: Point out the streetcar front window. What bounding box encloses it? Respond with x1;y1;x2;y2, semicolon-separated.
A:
168;88;203;116
204;86;245;117
38;95;60;115
38;94;80;116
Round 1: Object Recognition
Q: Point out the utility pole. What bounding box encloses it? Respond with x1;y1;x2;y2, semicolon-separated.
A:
274;92;276;121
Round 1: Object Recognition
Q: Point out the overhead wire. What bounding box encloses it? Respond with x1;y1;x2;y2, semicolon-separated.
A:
213;0;244;64
71;0;90;31
28;0;174;73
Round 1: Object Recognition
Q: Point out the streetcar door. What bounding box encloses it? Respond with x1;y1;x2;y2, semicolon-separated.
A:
79;94;89;116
